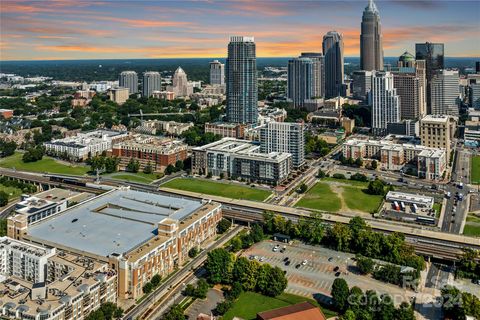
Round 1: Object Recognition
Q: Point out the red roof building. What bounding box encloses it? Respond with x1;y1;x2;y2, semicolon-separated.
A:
257;301;326;320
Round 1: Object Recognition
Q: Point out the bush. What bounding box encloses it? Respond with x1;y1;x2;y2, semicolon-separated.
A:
332;173;346;180
217;218;232;234
356;256;375;275
350;173;368;182
188;247;199;258
215;300;233;315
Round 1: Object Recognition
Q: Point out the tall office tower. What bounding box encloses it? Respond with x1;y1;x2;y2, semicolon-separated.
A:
392;52;427;119
287;57;314;108
371;72;400;135
142;71;161;97
415;42;444;113
431;70;460;116
171;67;192;97
226;36;258;124
360;0;384;71
476;61;480;73
300;52;325;98
323;31;344;98
470;83;480;109
260;122;305;168
352;70;373;100
119;71;138;95
210;60;225;85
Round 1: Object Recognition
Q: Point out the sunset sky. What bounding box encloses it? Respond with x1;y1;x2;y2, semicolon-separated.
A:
1;0;479;61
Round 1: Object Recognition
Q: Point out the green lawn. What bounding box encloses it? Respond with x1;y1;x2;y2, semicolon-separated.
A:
161;178;272;202
222;292;336;320
323;177;370;187
472;156;480;185
432;203;442;217
464;213;480;237
295;182;342;212
0;185;23;200
342;186;383;213
0;152;90;176
106;172;159;184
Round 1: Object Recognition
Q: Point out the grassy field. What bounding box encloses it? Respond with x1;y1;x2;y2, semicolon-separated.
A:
0;185;23;200
432;203;442;217
295;182;342;212
0;152;89;176
161;178;272;202
472;156;480;184
343;186;383;213
464;213;480;237
106;172;159;184
222;292;336;320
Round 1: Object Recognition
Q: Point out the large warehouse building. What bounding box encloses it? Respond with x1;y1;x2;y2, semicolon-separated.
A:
8;187;222;300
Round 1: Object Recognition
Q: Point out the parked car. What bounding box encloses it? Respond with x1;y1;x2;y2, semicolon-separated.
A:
335;272;341;277
333;266;340;272
285;260;291;266
295;264;301;269
283;257;289;262
302;260;308;266
328;257;333;262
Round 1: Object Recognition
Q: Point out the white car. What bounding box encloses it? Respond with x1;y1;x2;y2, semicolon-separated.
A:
302;260;308;266
260;257;265;262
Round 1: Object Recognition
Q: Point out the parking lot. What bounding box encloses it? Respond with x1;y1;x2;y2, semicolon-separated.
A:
242;240;415;306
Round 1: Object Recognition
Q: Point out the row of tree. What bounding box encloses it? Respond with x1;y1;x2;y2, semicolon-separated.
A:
331;278;414;320
88;155;120;173
85;302;123;320
0;177;37;194
205;248;287;297
455;249;480;281
262;214;425;271
357;256;419;289
142;274;162;295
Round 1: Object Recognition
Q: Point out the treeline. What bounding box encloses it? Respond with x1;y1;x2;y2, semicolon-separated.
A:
0;177;37;194
85;302;123;320
262;213;425;271
356;256;420;289
455;249;480;281
331;278;414;320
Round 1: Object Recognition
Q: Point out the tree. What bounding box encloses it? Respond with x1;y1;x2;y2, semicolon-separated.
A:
341;309;356;320
0;191;8;207
367;179;385;195
104;157;119;173
355;158;363;167
188;247;199;258
350;173;368;182
162;304;185;320
165;164;176;175
194;278;209;299
299;212;325;244
250;224;264;243
205;248;234;284
378;294;396;320
126;158;140;173
0;218;7;236
356;256;375;275
298;183;308;193
333;173;346;180
331;278;349;312
0;140;16;157
142;282;153;294
151;274;161;287
371;160;378;170
206;172;213;178
22;146;44;162
225;281;242;300
395;302;415;320
215;300;233;315
175;160;184;171
232;257;258;291
318;169;326;178
217;218;232;234
229;237;242;252
328;223;352;252
256;264;287;297
143;162;153;174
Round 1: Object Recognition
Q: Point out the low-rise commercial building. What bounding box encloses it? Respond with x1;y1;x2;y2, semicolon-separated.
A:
0;109;14;119
7;188;222;300
205;122;246;139
134;120;193;136
192;138;292;184
43;130;129;161
111;135;188;172
385;191;434;209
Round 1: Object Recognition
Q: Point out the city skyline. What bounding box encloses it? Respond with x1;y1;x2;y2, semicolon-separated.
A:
1;0;479;61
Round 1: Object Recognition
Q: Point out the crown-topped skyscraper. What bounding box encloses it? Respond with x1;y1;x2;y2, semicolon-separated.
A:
360;0;384;71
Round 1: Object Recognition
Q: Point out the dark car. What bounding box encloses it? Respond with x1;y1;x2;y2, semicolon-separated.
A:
285;260;291;266
295;264;301;269
328;257;333;262
283;257;289;262
333;266;340;272
335;272;341;277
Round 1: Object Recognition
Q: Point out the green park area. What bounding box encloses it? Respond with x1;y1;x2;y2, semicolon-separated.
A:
0;184;23;200
463;212;480;237
0;152;89;176
161;178;272;202
472;156;480;184
105;172;159;184
222;292;336;320
295;182;342;212
296;178;383;214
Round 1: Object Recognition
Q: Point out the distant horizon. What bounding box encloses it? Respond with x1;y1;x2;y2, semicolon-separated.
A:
1;0;479;60
1;56;479;64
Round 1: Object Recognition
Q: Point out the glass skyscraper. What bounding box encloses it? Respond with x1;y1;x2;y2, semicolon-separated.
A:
226;36;258;124
415;42;445;114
